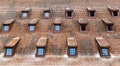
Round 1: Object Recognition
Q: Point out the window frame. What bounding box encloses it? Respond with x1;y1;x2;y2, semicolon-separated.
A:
29;25;36;32
4;47;14;57
36;47;45;57
106;24;114;32
54;24;61;32
65;10;73;18
100;47;110;57
44;10;51;18
88;11;95;17
80;24;87;31
112;11;119;17
68;47;77;57
3;25;10;32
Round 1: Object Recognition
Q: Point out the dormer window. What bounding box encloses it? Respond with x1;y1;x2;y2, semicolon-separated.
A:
36;37;48;57
44;9;51;18
65;8;73;18
102;18;114;32
67;37;78;57
53;18;62;32
108;7;119;17
28;19;38;32
4;37;20;57
78;18;88;32
6;48;13;56
95;37;110;57
21;7;31;19
87;7;96;17
2;19;15;32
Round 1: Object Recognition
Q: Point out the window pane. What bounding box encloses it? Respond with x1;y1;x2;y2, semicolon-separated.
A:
55;25;60;31
90;11;95;17
4;26;9;31
107;25;113;31
70;48;76;55
44;12;50;18
6;48;12;55
29;26;35;31
102;48;108;56
22;13;28;18
113;11;118;16
81;24;86;31
67;12;72;17
38;48;44;55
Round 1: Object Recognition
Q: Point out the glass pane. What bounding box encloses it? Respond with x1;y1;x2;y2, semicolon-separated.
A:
29;26;35;31
55;25;60;31
70;48;76;55
6;48;12;55
4;26;9;31
38;48;44;55
44;12;50;18
102;48;108;56
22;13;28;18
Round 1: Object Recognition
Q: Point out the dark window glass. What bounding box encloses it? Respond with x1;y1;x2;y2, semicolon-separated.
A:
67;11;72;17
107;24;113;31
81;24;86;31
113;11;118;16
90;11;95;17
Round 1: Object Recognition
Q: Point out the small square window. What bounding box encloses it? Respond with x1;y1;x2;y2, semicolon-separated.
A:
38;48;44;56
69;48;76;56
80;24;87;31
44;11;50;18
89;11;95;17
113;11;118;16
4;25;9;32
29;25;35;31
102;48;109;56
22;13;28;18
107;24;113;31
55;25;61;31
6;48;12;56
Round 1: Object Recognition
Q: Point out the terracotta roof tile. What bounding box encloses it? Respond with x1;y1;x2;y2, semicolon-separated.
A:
95;37;110;47
78;18;88;24
36;37;48;47
2;19;15;24
28;19;39;25
53;18;62;24
5;37;20;47
87;7;95;11
102;18;114;24
67;37;77;47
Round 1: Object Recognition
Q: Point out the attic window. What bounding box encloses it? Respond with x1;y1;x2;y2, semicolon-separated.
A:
6;48;13;56
2;19;15;32
4;37;20;57
44;10;51;18
102;48;109;56
53;18;62;32
67;38;78;57
87;7;95;17
3;25;10;32
89;11;95;17
112;11;118;16
28;19;38;32
80;24;87;31
108;7;119;17
36;37;48;57
29;25;35;31
21;7;31;19
95;37;110;57
78;18;88;31
102;18;114;32
37;48;44;56
65;8;73;18
54;24;61;31
107;24;113;31
69;48;77;56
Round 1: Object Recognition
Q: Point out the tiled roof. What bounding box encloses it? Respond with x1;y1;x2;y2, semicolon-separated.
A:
5;37;20;47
